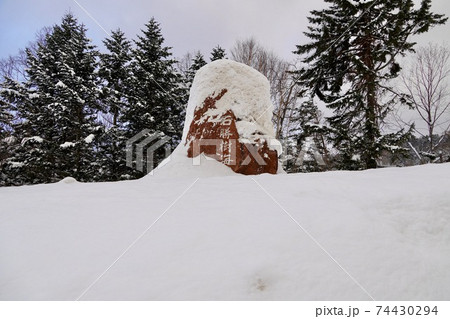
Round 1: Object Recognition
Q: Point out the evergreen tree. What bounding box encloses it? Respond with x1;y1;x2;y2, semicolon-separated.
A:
184;51;207;86
0;96;13;175
99;29;132;127
0;13;102;185
98;29;134;180
210;45;227;61
0;98;11;138
283;98;331;172
0;78;27;185
126;18;184;173
191;51;207;71
295;0;447;169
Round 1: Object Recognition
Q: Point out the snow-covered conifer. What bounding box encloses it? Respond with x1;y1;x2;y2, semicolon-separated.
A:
0;13;102;184
125;18;184;173
295;0;447;169
98;29;134;180
210;45;227;61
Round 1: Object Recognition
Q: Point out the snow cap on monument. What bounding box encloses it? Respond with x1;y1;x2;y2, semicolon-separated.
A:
183;59;281;175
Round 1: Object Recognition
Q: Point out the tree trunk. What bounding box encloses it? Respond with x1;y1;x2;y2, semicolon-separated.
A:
365;81;378;169
362;32;378;169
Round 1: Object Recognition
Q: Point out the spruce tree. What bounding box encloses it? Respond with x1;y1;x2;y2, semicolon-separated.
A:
0;78;30;185
98;29;134;180
295;0;447;169
185;51;207;87
99;29;132;127
0;98;11;138
0;96;13;176
283;98;331;172
126;18;184;173
210;45;227;61
191;52;207;71
128;18;184;138
0;13;102;184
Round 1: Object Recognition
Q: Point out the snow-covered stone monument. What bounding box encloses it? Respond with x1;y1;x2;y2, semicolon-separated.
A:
152;59;282;177
183;59;281;175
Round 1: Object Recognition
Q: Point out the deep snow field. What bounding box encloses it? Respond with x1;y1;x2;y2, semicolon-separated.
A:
1;160;449;300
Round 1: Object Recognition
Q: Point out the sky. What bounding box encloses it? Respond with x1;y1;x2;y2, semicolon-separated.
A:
1;0;449;62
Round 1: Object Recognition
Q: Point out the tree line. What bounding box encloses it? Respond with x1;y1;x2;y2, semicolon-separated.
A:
231;0;449;172
0;14;224;186
1;0;449;186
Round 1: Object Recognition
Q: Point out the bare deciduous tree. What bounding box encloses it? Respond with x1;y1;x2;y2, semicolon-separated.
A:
176;51;194;78
231;38;333;171
0;52;27;81
230;38;302;139
401;43;450;152
0;26;51;81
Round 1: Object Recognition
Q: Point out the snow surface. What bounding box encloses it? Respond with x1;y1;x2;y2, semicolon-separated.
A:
28;93;39;99
151;144;286;177
150;144;237;178
84;134;95;144
22;136;43;144
55;81;66;88
7;162;24;168
182;60;279;151
60;142;75;148
1;163;450;300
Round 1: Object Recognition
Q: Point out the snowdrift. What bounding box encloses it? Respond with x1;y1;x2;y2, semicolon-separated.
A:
1;164;450;300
